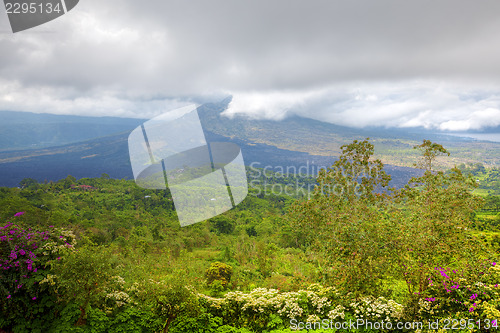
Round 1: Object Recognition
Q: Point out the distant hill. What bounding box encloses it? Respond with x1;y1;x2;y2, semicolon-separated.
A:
0;110;144;151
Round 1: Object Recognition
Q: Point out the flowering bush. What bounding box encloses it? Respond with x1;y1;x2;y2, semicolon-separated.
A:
419;261;500;327
200;284;403;331
103;276;135;311
348;297;403;322
0;213;76;330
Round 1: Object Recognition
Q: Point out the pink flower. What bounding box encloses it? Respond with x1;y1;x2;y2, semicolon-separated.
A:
14;212;25;217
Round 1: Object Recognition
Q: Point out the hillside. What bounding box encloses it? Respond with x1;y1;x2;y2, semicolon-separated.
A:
1;148;498;332
0;127;422;189
198;100;500;169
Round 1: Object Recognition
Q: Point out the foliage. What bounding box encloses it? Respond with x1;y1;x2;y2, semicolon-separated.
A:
209;216;235;235
286;138;489;309
0;138;498;332
137;275;200;333
416;261;500;330
392;142;486;318
206;262;233;290
49;245;117;325
286;139;393;296
413;139;450;171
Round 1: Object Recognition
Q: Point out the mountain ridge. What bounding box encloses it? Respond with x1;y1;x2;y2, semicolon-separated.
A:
0;110;144;152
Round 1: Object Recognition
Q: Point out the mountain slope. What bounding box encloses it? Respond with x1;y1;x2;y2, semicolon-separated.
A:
0;100;498;187
198;100;500;168
0;126;422;189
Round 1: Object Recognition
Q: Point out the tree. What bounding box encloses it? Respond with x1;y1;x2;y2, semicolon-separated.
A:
209;216;235;235
286;139;393;295
485;195;500;212
49;245;116;325
138;276;199;333
393;142;484;317
205;261;233;288
286;138;485;303
413;139;450;171
19;178;39;190
63;175;77;189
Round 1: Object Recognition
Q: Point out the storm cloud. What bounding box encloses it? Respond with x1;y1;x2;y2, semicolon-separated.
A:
1;0;500;130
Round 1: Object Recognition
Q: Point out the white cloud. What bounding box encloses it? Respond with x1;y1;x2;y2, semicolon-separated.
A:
224;90;321;120
0;79;189;119
440;108;500;131
227;82;500;131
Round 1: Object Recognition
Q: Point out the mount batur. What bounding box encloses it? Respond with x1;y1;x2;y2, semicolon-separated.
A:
0;99;498;188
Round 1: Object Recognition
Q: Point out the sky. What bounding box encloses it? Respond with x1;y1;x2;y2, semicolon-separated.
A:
1;0;500;131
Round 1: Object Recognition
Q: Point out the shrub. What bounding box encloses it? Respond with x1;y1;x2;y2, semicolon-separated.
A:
206;262;233;289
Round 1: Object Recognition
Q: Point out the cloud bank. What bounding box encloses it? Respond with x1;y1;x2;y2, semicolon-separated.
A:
226;82;500;131
1;0;500;131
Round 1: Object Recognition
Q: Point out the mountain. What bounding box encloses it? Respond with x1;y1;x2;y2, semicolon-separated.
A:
0;125;422;189
197;99;500;169
0;100;498;187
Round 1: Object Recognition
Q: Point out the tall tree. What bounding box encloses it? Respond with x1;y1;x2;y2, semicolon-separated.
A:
287;139;392;295
393;141;484;317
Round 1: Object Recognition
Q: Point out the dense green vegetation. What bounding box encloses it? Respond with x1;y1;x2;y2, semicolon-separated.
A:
0;139;499;332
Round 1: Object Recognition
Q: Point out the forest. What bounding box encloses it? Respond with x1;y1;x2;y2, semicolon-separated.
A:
0;139;499;333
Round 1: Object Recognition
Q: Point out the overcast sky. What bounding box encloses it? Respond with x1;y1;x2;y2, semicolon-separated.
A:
1;0;500;131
